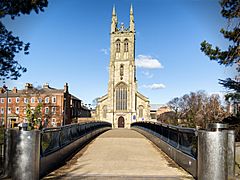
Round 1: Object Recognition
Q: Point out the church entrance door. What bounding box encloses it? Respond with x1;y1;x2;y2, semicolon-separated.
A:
118;116;125;128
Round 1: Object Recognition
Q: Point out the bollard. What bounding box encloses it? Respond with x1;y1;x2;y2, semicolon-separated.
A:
227;130;235;178
198;123;235;180
4;129;40;180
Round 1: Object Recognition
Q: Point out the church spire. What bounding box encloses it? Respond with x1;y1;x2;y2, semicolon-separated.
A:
111;5;118;33
112;5;116;16
130;4;133;15
129;4;135;32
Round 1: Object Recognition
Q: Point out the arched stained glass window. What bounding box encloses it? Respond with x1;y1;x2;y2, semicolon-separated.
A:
124;39;128;52
116;83;127;110
103;105;107;118
116;40;120;52
120;64;124;76
139;105;143;118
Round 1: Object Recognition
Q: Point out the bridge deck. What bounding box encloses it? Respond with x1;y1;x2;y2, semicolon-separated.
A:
44;129;193;179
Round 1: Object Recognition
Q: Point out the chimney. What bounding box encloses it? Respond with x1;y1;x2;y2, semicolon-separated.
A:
12;87;17;93
25;83;33;90
64;83;68;93
43;83;49;89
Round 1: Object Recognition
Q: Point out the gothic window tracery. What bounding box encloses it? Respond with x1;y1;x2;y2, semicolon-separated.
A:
139;105;143;118
116;83;127;110
103;105;107;118
120;64;124;76
124;39;129;52
116;40;120;53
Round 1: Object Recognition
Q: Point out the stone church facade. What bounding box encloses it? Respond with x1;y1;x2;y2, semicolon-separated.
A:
96;5;150;128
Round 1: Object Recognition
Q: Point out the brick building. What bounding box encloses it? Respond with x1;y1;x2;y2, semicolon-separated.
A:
0;83;90;128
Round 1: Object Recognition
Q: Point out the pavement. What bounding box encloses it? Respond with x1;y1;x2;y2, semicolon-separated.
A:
43;129;193;180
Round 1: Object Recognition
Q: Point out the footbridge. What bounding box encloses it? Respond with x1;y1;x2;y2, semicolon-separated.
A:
0;121;236;180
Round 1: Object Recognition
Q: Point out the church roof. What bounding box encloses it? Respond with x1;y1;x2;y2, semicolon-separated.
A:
136;91;149;102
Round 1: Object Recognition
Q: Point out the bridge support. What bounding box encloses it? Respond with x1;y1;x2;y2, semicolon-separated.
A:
198;123;235;180
4;129;40;180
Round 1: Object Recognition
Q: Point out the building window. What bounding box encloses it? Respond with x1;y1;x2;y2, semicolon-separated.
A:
16;107;19;114
120;64;124;76
116;83;127;110
24;98;28;104
8;98;12;103
38;98;42;103
16;97;20;103
124;40;128;52
0;98;3;103
52;107;56;114
45;97;49;103
103;105;107;118
139;106;143;118
24;107;26;114
51;118;56;127
31;97;35;103
8;107;11;114
116;40;120;52
52;96;56;103
1;108;4;114
45;107;49;114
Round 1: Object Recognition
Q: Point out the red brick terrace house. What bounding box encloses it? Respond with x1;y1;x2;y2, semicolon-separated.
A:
0;83;90;128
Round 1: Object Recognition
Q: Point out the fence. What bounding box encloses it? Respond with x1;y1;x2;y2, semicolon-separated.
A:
1;121;112;179
131;121;197;158
131;121;197;177
41;121;111;156
0;142;3;175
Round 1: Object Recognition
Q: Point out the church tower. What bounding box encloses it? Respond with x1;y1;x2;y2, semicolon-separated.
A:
96;5;150;128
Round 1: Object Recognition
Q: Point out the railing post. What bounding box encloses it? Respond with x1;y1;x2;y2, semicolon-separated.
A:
197;123;235;180
4;129;40;180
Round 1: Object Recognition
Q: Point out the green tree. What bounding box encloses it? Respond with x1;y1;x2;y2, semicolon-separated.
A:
0;0;48;81
26;103;43;130
200;0;240;101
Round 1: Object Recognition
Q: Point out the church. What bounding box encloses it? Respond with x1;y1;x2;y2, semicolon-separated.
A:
96;5;150;128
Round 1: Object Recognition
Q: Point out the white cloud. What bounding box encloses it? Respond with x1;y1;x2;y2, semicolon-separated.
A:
136;55;163;69
100;48;108;55
143;83;166;90
142;71;153;78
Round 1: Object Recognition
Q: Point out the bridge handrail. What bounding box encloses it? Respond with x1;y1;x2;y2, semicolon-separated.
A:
131;121;197;158
40;121;111;156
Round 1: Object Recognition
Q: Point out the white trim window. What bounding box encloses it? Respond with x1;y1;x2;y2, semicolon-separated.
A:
16;107;19;114
8;107;11;114
23;107;26;115
52;96;56;103
38;98;42;103
31;97;35;104
52;107;56;114
1;108;4;114
45;97;49;103
51;118;56;126
16;97;20;103
45;107;49;114
24;98;28;104
8;98;12;103
0;98;4;103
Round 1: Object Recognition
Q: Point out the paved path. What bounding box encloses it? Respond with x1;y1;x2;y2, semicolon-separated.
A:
44;129;193;179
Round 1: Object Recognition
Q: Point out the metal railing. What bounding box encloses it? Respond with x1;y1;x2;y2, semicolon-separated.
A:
41;121;112;156
0;142;3;175
131;121;197;158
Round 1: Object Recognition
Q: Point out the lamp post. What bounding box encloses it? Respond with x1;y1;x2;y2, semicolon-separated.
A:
3;84;9;128
63;97;66;126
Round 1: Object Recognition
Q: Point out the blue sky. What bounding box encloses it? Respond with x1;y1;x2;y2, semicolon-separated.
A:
2;0;231;105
